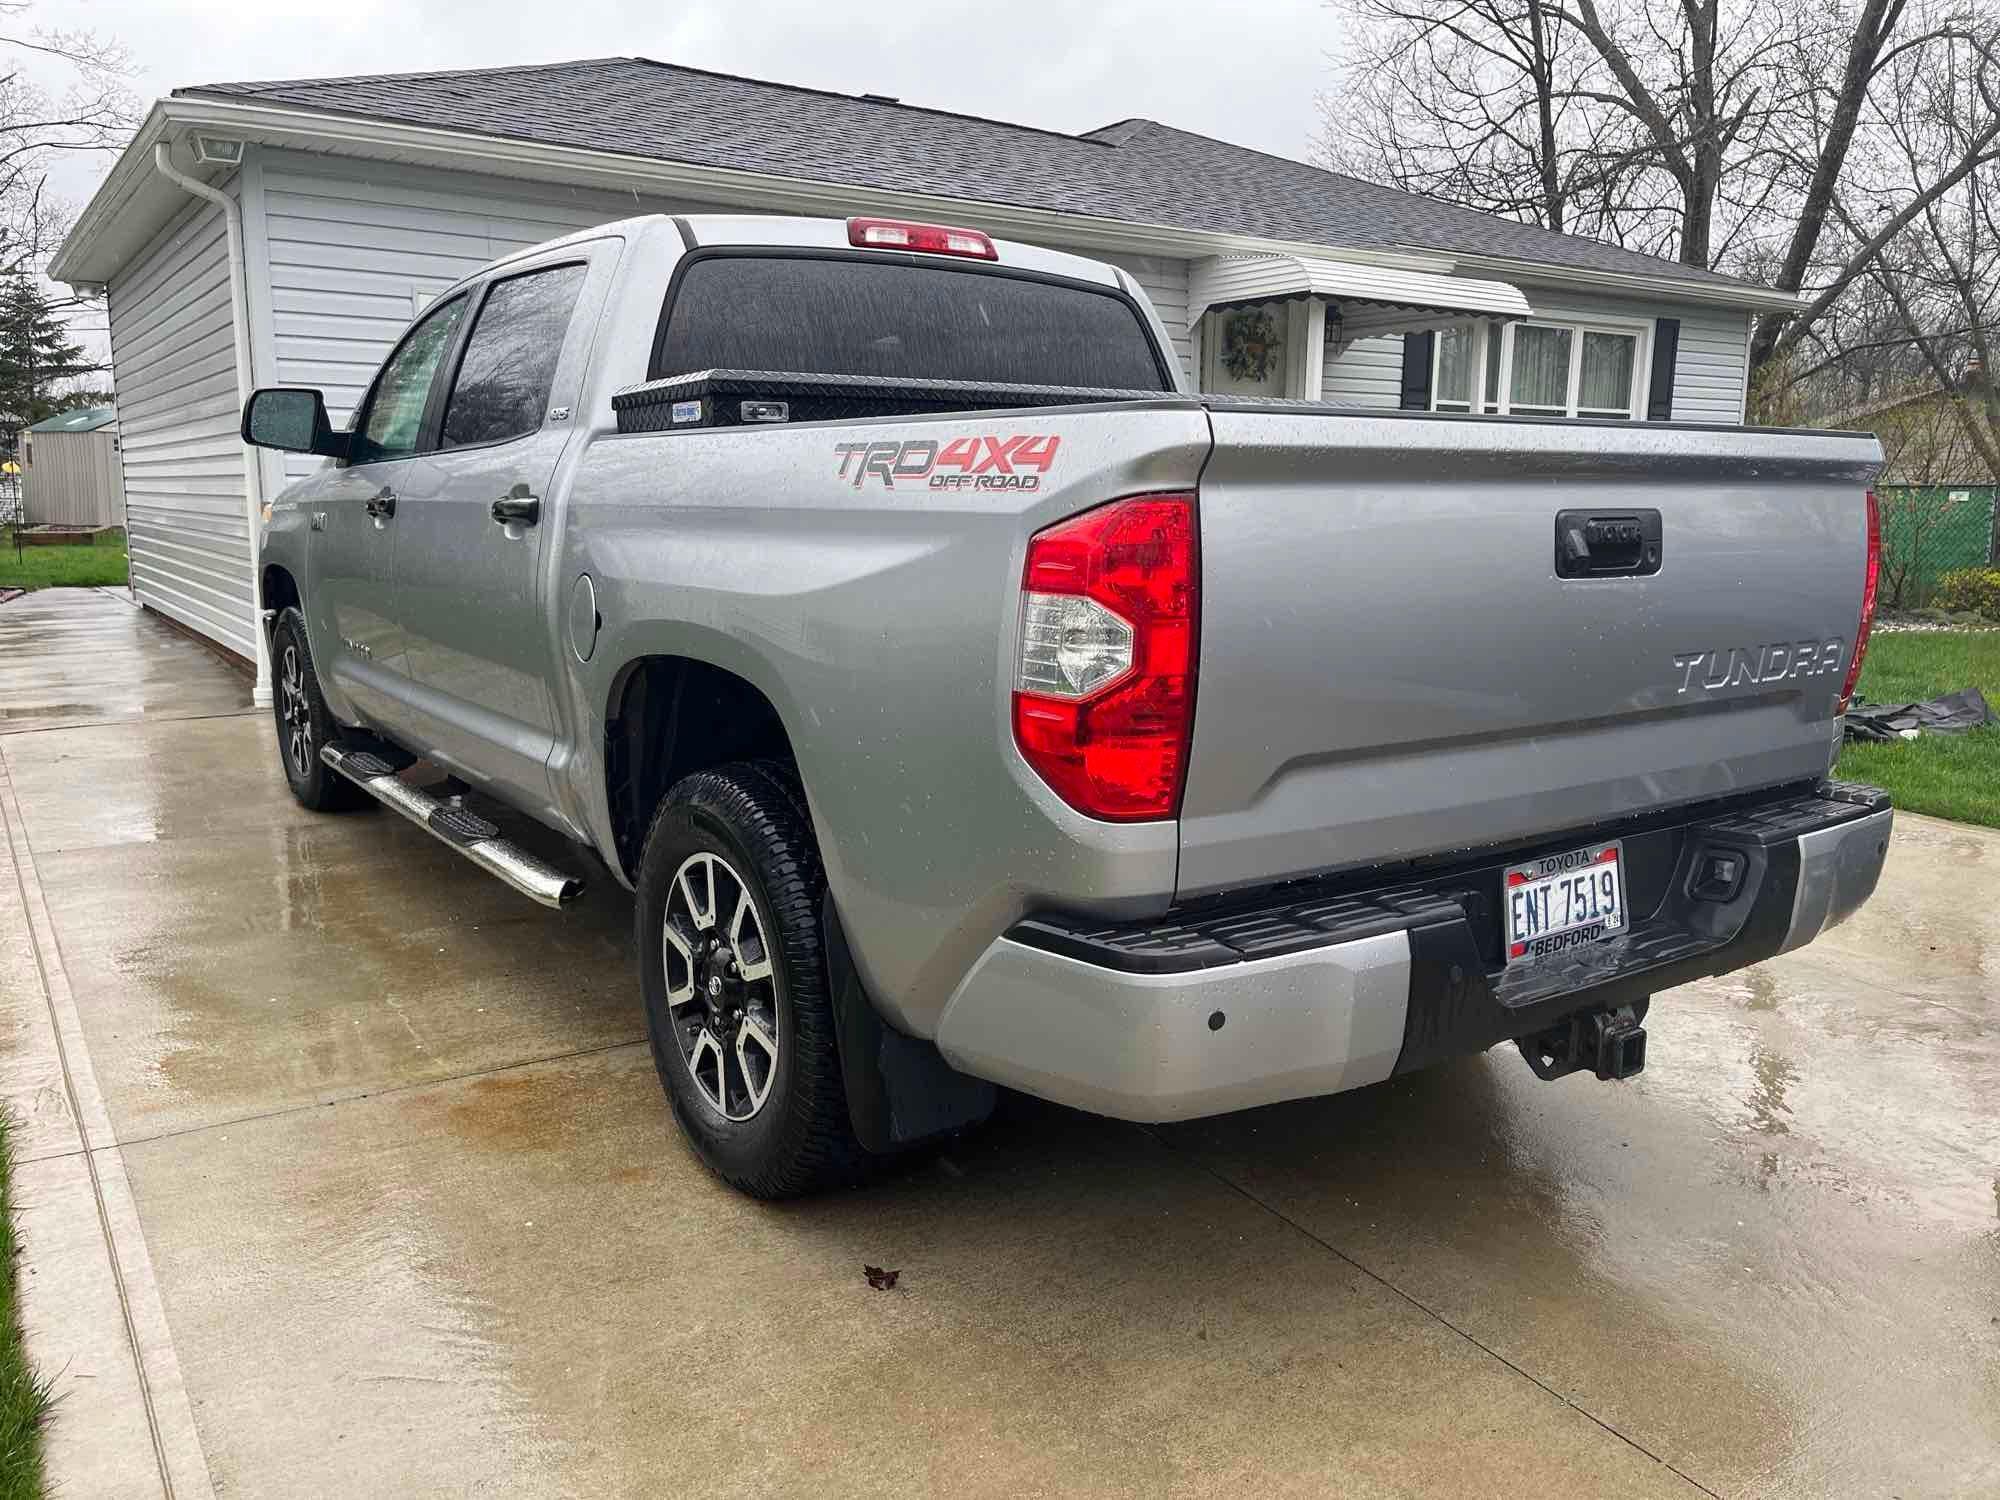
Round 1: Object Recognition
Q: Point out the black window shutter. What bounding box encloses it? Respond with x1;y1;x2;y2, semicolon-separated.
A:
1646;318;1680;421
1400;331;1435;410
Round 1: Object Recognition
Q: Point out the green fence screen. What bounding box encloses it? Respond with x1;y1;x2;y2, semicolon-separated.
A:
1876;484;1997;609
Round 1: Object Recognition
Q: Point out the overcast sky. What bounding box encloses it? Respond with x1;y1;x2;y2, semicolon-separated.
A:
35;0;1345;216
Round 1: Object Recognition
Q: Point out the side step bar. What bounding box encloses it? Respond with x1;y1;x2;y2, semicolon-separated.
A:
319;743;585;909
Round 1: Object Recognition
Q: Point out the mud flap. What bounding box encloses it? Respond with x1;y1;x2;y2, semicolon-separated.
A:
822;894;996;1154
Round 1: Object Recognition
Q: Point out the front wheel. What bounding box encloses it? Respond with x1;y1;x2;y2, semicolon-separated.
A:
270;608;368;812
636;762;866;1198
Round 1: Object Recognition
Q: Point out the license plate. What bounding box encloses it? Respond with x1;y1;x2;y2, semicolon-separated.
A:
1504;840;1625;963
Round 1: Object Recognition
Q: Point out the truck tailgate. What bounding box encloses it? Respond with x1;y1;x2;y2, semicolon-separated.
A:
1178;408;1882;898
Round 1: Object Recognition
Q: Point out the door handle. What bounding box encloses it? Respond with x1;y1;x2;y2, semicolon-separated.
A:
364;487;397;520
491;492;541;527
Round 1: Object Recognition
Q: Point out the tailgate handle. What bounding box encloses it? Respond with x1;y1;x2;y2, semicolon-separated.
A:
1555;510;1661;579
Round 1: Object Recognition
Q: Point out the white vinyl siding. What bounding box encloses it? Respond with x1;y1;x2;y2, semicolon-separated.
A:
256;150;721;473
105;186;253;659
1320;333;1406;407
1669;303;1755;423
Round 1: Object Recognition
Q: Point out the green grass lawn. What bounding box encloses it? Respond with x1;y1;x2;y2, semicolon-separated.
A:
0;1118;50;1500
1835;629;2000;827
0;529;129;591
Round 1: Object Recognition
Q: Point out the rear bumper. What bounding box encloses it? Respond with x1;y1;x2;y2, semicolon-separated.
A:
933;781;1891;1122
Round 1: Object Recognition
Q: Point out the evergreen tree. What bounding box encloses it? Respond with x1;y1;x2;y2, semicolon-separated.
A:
0;277;98;426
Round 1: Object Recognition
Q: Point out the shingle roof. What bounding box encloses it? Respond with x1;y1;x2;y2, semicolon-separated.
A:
180;56;1765;296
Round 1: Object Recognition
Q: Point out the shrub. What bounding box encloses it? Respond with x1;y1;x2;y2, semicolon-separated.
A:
1931;567;2000;620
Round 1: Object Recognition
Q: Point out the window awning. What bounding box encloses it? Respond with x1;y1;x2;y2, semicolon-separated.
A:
1186;253;1532;335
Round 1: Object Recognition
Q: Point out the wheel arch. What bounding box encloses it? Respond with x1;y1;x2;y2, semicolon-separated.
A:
261;562;301;620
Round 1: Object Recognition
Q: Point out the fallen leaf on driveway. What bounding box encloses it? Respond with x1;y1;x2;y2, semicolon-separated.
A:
863;1265;900;1291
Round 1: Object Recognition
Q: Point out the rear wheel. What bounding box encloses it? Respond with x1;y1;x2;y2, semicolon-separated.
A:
636;762;866;1198
270;608;367;812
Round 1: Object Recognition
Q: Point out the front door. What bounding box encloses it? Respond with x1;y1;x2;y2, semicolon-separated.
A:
307;290;469;735
391;259;594;817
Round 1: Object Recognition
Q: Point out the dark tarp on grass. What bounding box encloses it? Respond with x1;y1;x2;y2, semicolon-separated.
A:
1845;688;1999;742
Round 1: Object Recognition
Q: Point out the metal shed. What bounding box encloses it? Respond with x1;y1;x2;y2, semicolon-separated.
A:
22;406;125;528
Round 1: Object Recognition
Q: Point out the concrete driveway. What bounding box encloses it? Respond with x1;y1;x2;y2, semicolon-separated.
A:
3;587;1995;1499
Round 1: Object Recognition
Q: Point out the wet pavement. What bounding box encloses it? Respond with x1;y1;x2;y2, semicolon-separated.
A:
3;587;1996;1498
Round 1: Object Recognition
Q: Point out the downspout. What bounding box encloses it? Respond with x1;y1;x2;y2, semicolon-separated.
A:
152;140;271;705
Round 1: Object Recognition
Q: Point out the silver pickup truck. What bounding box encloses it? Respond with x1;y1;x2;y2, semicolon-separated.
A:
244;213;1891;1198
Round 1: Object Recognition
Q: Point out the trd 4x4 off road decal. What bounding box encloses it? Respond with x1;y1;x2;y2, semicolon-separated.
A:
835;435;1061;491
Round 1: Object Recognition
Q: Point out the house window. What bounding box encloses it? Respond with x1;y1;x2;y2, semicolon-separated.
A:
1576;331;1637;417
1433;325;1476;412
1433;318;1646;419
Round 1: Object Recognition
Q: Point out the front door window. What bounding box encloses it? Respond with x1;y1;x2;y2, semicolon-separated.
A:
351;293;468;463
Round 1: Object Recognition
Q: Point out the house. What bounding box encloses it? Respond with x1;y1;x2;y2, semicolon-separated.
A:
50;57;1802;691
20;406;125;529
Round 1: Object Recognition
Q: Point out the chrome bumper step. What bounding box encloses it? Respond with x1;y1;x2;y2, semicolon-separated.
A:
319;743;585;909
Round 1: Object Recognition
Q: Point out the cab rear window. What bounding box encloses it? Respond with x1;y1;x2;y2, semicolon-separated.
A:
652;254;1171;392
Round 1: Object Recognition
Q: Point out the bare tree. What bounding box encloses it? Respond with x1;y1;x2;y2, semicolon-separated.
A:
1320;0;1835;264
1316;1;1605;236
1864;25;2000;466
1318;0;2000;407
0;5;135;288
1766;20;2000;475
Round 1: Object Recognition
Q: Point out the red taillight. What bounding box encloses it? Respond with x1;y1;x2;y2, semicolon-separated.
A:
847;217;997;259
1838;488;1881;714
1012;494;1199;821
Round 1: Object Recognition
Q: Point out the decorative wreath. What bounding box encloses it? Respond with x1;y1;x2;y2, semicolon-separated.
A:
1221;307;1282;382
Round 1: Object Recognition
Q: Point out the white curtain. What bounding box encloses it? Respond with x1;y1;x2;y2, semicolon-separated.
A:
1510;325;1572;410
1435;328;1473;405
1579;332;1636;412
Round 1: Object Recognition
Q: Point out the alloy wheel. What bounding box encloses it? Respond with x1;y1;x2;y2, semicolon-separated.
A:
279;642;314;781
661;851;781;1121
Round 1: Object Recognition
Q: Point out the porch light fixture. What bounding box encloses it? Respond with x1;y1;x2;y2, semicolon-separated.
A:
194;135;245;166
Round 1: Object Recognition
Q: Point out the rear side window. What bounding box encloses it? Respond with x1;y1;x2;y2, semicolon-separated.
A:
441;262;588;449
653;255;1170;391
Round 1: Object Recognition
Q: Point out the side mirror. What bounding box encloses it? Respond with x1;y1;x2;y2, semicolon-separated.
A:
241;388;349;460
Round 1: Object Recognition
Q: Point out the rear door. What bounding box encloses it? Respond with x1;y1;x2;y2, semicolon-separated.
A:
389;253;601;816
308;291;469;731
1176;408;1882;898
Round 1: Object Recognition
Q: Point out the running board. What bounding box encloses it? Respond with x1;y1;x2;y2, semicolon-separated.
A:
319;743;585;909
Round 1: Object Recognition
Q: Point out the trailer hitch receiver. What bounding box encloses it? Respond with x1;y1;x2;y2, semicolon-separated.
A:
1517;1003;1648;1082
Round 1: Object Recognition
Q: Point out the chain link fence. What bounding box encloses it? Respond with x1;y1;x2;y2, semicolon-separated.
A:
1876;484;1998;609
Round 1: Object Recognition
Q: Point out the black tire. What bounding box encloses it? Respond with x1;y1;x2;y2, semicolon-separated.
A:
270;608;368;813
636;760;866;1198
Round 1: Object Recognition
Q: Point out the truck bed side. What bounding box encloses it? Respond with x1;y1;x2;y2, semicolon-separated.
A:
557;402;1211;1035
